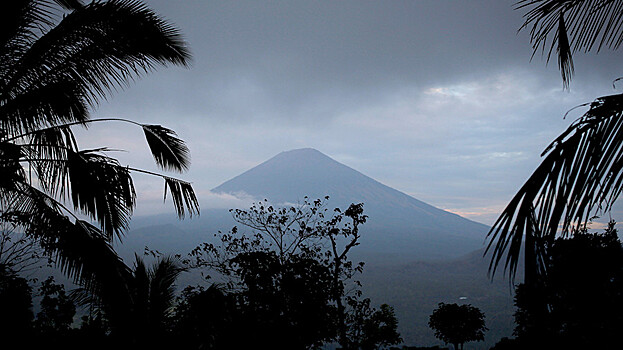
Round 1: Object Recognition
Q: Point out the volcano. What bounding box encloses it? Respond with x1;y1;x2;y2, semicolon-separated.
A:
124;148;510;346
211;148;489;260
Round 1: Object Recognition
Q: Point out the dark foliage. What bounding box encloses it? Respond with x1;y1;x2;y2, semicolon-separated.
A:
1;198;400;349
0;264;34;337
489;337;521;350
0;0;197;301
513;222;623;348
34;276;76;334
186;198;400;349
0;267;107;349
428;303;487;350
71;254;184;345
172;285;238;349
345;299;402;350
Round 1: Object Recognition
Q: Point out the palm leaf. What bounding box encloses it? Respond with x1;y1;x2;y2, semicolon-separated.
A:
131;254;150;324
52;219;135;331
487;92;623;278
25;125;77;195
53;0;83;10
1;0;190;136
9;183;135;330
0;140;26;192
0;1;197;310
4;182;131;290
142;124;190;172
0;1;55;61
0;79;90;137
164;177;199;219
66;149;136;240
517;0;623;87
148;255;184;327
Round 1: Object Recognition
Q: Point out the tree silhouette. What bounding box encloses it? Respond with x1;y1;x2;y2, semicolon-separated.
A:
34;276;76;335
0;0;198;300
428;303;487;350
0;221;49;274
0;264;33;337
128;255;184;343
363;304;402;349
513;221;623;348
231;250;337;349
73;254;184;344
172;285;237;349
187;197;396;349
345;299;402;350
486;1;623;281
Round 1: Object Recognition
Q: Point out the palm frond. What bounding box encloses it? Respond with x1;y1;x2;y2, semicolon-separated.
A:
487;92;623;278
3;181;131;290
51;220;120;287
25;125;77;195
65;149;136;240
164;177;199;219
517;0;623;87
131;254;150;323
0;80;90;136
0;0;197;309
53;0;83;11
68;287;97;308
148;255;184;325
0;1;55;65
52;219;135;330
8;184;135;327
142;124;190;172
556;13;574;89
2;0;190;135
0;140;26;192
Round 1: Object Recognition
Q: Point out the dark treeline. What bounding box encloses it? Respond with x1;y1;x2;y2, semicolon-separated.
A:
6;219;623;348
1;198;402;350
491;222;623;349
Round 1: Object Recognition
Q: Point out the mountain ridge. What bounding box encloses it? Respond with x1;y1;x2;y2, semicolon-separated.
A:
210;148;489;260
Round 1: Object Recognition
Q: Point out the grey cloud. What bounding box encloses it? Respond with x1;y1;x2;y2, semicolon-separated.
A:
85;1;623;226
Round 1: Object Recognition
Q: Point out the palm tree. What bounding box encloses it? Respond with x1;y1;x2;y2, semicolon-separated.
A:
130;255;183;337
0;0;198;295
73;254;184;341
487;0;623;279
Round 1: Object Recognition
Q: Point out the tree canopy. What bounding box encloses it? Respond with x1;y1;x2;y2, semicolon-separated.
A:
186;197;400;349
428;302;487;350
513;222;623;348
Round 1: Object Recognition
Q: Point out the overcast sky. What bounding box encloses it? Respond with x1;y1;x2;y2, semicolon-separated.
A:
77;0;622;225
